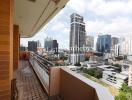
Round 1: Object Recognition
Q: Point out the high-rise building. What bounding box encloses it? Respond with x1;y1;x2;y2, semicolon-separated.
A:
114;43;120;56
28;41;37;52
37;40;41;47
85;35;94;48
120;37;132;60
53;40;58;54
114;37;125;56
44;37;53;51
20;45;26;51
111;37;119;56
69;13;86;65
111;37;119;49
44;37;59;53
96;34;111;53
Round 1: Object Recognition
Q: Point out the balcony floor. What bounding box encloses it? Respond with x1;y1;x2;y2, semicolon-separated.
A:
14;60;48;100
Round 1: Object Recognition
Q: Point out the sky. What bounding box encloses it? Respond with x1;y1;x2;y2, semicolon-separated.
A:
21;0;132;49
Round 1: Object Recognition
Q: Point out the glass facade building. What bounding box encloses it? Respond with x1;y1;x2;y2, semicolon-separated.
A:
96;35;111;53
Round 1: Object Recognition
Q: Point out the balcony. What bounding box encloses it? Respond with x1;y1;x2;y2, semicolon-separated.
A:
0;0;114;99
14;60;48;100
13;52;114;100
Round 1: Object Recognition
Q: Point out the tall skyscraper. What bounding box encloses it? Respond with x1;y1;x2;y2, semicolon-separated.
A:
44;37;58;53
69;13;86;65
44;37;53;51
96;34;111;53
112;37;119;46
120;37;132;59
28;41;37;52
53;40;58;54
111;37;119;49
37;40;41;47
20;45;26;51
85;35;94;48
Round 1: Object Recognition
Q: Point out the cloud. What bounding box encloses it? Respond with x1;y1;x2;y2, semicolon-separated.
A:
87;0;125;16
21;29;48;47
51;27;70;49
86;16;132;37
68;0;132;17
67;0;88;14
51;22;65;31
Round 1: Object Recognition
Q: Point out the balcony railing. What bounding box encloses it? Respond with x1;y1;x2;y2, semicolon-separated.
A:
24;52;114;100
29;52;50;94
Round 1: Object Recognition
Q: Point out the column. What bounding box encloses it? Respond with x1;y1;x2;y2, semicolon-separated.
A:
13;25;19;71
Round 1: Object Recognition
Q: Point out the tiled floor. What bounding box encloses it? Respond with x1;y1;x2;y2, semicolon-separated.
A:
14;60;48;100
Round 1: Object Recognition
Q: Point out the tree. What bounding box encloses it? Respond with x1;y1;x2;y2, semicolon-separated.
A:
115;92;127;100
115;56;123;60
115;83;132;100
120;83;131;93
83;68;102;79
85;57;90;61
60;56;68;60
112;64;121;72
74;62;81;66
113;64;121;67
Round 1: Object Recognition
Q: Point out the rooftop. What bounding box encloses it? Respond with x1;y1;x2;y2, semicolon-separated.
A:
103;71;128;80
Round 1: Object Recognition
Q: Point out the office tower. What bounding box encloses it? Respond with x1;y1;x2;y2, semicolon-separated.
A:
120;37;132;60
111;37;119;49
85;35;94;48
53;40;58;54
111;37;119;56
44;37;53;51
44;37;59;53
20;45;26;51
96;34;111;53
114;43;120;56
28;41;37;52
37;40;41;47
69;13;86;65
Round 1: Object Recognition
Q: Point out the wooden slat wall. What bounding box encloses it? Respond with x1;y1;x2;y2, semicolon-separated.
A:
0;0;13;100
13;25;19;71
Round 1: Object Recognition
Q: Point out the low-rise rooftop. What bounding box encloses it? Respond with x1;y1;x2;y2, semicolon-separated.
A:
103;71;128;80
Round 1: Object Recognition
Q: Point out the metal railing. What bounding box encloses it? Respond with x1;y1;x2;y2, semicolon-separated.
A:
29;52;54;94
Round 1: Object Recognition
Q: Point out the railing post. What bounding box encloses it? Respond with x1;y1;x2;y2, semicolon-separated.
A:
13;25;19;71
49;67;60;99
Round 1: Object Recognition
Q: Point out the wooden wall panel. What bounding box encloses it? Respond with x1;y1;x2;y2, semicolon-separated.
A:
0;0;13;99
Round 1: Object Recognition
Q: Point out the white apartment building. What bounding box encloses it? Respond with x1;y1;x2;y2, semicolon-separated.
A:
114;36;132;59
102;71;128;88
121;62;132;86
128;65;132;86
85;35;94;48
114;43;120;56
122;37;132;56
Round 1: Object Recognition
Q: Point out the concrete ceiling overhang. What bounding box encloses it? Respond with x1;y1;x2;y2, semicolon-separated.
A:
14;0;69;38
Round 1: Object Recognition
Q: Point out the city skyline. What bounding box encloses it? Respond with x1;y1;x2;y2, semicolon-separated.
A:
21;0;132;49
